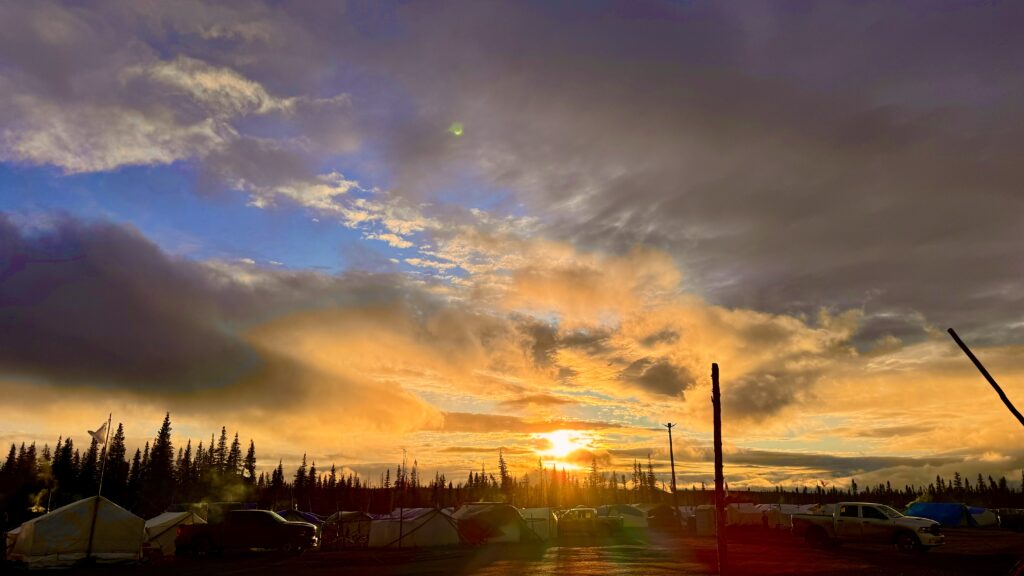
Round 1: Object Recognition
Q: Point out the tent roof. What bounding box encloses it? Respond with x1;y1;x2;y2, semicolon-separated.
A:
905;502;976;527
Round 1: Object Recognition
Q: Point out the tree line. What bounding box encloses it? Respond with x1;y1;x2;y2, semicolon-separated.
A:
3;414;1024;529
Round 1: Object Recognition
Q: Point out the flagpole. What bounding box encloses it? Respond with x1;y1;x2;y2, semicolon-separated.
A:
97;413;112;497
85;413;112;563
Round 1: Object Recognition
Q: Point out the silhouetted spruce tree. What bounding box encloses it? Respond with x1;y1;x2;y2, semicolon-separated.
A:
105;424;129;506
293;454;308;509
78;438;99;497
226;432;242;477
141;413;174;516
214;427;228;475
178;440;193;502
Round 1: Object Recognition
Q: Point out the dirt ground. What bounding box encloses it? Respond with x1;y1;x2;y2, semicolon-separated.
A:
11;528;1024;575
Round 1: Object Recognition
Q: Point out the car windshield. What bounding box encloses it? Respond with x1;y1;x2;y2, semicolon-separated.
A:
267;511;289;522
875;505;903;519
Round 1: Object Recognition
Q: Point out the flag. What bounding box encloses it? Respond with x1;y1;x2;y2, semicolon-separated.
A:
88;421;108;445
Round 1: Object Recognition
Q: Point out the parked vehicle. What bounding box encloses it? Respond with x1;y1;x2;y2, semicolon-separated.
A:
558;508;624;537
175;509;317;556
792;502;944;553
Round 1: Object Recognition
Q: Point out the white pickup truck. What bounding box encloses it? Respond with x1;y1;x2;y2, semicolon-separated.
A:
791;502;944;553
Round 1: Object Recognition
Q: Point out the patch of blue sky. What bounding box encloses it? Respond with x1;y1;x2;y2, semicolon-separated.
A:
0;163;364;273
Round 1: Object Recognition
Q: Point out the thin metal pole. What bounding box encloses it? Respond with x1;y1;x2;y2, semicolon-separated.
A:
96;414;112;496
711;364;728;574
85;413;112;562
948;328;1024;427
665;423;680;526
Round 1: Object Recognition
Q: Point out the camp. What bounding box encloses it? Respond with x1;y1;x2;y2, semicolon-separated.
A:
8;496;144;568
144;511;205;557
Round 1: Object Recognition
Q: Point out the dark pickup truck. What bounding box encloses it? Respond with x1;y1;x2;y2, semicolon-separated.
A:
176;509;317;556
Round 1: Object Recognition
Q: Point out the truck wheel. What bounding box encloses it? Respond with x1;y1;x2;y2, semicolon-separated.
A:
805;526;828;548
895;532;921;554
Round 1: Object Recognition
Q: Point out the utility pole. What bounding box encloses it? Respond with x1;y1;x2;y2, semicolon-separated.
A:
711;364;727;574
398;448;407;549
664;423;680;525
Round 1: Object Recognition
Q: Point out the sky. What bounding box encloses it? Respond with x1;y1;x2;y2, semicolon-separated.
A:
1;0;1023;490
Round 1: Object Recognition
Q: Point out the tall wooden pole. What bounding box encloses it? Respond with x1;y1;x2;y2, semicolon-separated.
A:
711;364;727;573
948;328;1024;427
664;423;680;525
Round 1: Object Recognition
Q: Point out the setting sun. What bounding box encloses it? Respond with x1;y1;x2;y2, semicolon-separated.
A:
538;430;591;459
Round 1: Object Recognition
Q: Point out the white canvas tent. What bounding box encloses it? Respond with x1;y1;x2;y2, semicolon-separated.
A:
144;511;205;556
520;508;558;541
9;496;144;568
452;503;525;544
367;508;460;548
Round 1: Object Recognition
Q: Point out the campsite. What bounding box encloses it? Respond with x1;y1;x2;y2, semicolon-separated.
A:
5;497;1024;574
4;519;1024;575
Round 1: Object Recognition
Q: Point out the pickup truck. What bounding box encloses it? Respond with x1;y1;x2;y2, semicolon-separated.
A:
558;507;624;537
792;502;944;553
175;509;318;556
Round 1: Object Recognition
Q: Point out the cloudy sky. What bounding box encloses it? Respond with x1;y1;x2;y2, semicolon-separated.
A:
2;0;1023;489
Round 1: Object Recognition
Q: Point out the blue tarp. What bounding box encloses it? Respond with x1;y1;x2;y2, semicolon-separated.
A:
904;502;977;527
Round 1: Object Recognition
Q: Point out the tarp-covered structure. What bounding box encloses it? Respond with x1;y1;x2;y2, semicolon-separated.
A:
368;508;459;548
453;503;526;544
321;511;372;549
520;508;558;541
597;504;649;528
144;511;205;556
8;496;144;568
905;502;977;527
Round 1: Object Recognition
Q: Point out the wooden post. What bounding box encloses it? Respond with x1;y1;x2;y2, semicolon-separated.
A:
948;328;1024;427
712;364;727;573
665;423;680;526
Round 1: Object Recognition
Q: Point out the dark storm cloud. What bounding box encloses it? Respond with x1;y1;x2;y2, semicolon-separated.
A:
850;311;930;351
0;214;423;400
328;1;1024;344
620;357;695;397
0;214;258;391
724;369;819;421
3;0;1024;347
720;449;958;479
